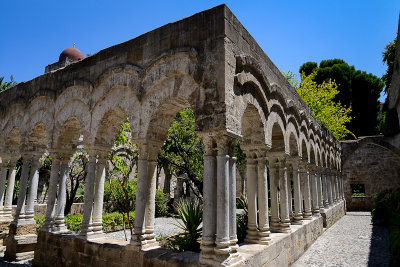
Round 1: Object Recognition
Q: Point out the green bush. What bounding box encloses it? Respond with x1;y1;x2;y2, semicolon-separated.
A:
104;179;136;213
166;198;202;252
102;211;135;232
155;190;169;217
236;194;248;243
34;215;45;231
372;188;400;266
65;214;83;232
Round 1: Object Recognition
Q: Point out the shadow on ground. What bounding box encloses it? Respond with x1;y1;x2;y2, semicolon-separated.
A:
368;219;391;266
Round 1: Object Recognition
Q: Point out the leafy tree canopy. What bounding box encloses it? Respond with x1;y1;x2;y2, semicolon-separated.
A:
284;70;353;140
299;59;384;137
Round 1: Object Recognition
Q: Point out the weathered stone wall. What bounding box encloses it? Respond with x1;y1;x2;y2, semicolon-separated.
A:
342;136;400;211
321;200;346;228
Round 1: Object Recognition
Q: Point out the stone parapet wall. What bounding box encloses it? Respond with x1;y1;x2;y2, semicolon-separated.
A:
32;207;346;267
321;200;346;229
33;231;202;267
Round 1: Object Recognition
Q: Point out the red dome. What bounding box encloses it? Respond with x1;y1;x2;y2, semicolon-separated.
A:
59;47;84;62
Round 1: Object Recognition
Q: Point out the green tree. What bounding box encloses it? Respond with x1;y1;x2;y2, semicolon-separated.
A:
284;70;353;140
0;75;17;92
299;59;384;137
382;35;397;94
158;108;204;200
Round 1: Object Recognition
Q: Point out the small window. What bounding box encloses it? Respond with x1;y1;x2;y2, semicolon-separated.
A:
351;184;365;197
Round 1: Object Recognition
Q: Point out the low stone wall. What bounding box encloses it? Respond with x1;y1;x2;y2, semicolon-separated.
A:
32;205;347;267
321;200;346;229
238;216;323;266
33;232;201;267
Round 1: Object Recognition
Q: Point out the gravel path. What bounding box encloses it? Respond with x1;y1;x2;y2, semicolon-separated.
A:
105;216;183;241
291;211;390;267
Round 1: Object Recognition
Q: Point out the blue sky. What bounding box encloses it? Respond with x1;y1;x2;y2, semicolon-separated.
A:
1;1;398;101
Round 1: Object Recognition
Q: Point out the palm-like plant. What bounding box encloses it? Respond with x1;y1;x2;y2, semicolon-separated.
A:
168;198;203;252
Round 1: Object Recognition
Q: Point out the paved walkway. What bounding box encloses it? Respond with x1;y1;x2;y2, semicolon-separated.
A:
292;211;390;267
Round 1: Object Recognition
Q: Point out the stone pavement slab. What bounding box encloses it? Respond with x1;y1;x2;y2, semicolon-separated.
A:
291;211;390;267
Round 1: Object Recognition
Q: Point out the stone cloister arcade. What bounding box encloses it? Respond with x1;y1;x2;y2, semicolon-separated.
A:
0;5;345;266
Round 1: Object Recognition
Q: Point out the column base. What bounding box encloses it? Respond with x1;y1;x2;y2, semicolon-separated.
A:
277;222;291;233
129;233;159;251
213;241;243;267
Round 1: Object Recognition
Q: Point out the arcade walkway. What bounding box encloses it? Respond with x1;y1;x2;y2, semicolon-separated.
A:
291;211;390;267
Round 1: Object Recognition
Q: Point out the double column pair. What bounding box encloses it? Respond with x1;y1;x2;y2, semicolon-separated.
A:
11;154;41;225
0;157;18;219
244;151;270;244
308;165;324;215
269;155;291;233
130;140;160;250
199;135;241;266
41;148;107;236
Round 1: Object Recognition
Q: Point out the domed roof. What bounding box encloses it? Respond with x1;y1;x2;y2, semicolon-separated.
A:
59;47;84;62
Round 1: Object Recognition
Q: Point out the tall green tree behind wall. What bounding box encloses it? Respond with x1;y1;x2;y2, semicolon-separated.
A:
299;59;384;137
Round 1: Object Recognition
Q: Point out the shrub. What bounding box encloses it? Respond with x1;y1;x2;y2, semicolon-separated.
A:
166;198;202;252
236;194;248;243
102;211;135;232
65;214;83;232
34;215;45;232
104;179;136;213
155;190;169;217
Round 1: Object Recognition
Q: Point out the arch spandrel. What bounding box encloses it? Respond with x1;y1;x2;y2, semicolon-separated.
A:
25;122;49;153
140;74;206;139
54;85;91;115
53;99;91;147
93;64;141;105
0;104;25;131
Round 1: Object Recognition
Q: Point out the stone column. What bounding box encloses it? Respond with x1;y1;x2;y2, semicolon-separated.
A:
268;158;280;231
327;173;333;206
291;159;303;224
287;168;293;221
25;157;40;222
13;157;31;223
335;175;340;202
4;159;17;218
0;160;9;217
257;153;270;244
322;169;329;208
229;156;238;247
80;153;97;236
92;154;107;235
309;165;319;215
300;161;312;219
278;157;291;233
144;158;157;246
245;157;258;242
200;139;217;263
214;142;231;256
53;158;69;232
317;168;324;213
332;174;337;203
41;156;61;231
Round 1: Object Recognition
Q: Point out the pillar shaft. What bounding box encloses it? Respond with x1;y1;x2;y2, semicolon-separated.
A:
4;160;17;217
292;161;303;223
14;159;30;223
278;158;291;232
215;152;230;248
144;159;157;238
301;164;312;219
0;163;9;215
245;159;258;241
309;168;319;214
316;170;324;213
54;160;69;232
25;158;40;221
229;157;237;243
92;158;106;233
200;152;217;258
42;157;60;231
80;156;96;235
269;160;280;231
257;155;270;243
